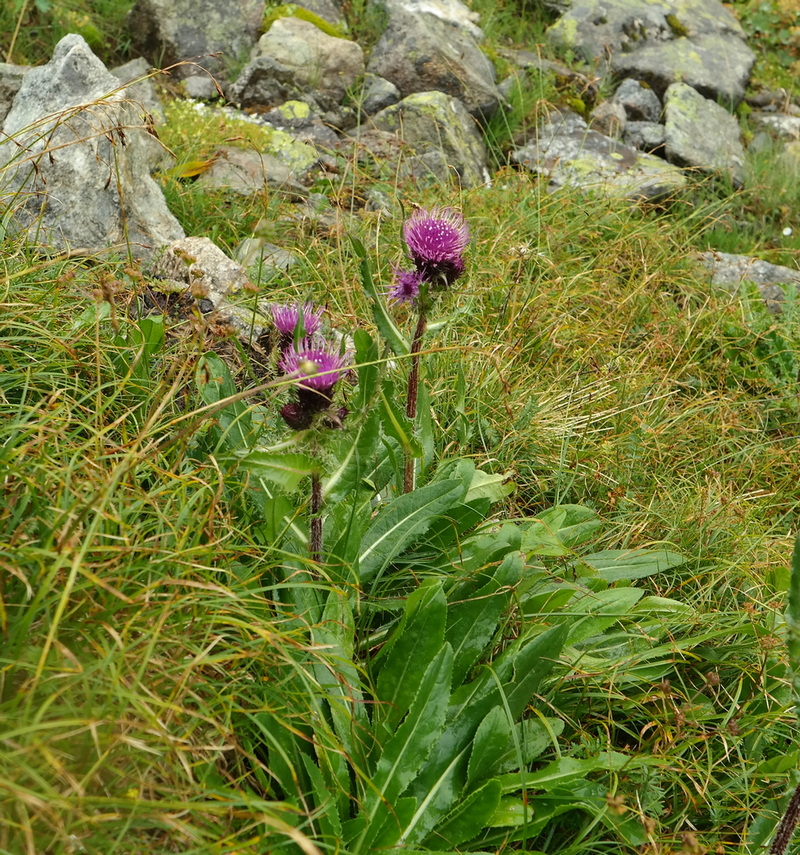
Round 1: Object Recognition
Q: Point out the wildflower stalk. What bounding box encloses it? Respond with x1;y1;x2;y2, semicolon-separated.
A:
403;308;427;493
310;471;323;564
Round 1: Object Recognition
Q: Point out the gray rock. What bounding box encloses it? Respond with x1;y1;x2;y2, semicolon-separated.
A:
367;9;499;120
615;77;661;122
590;100;627;138
127;0;263;85
360;73;401;115
182;73;219;100
249;17;364;106
150;236;268;339
372;90;490;188
194;146;312;199
512;109;687;200
547;0;746;63
376;0;484;39
749;112;800;141
663;82;745;186
547;0;754;105
294;0;347;27
260;100;341;148
109;57;172;171
623;120;666;151
697;250;800;313
235;239;299;279
228;55;297;109
1;34;183;260
0;62;30;125
611;33;755;106
110;56;165;122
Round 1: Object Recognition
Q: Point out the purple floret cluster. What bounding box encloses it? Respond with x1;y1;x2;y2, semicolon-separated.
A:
270;303;347;430
390;206;470;303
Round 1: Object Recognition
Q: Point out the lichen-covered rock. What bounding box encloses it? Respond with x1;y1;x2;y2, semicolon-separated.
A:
547;0;753;106
512;109;687;200
377;0;484;39
623;120;666;151
697;250;800;313
372;90;490;188
194;146;312;199
367;9;499;121
1;34;183;260
240;17;364;109
359;73;401;115
611;33;754;106
150;236;269;339
663;82;745;186
127;0;263;85
615;78;662;122
590;100;627;138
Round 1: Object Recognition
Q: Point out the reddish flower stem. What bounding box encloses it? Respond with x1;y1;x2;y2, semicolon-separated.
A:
403;309;427;493
310;471;322;563
772;781;800;855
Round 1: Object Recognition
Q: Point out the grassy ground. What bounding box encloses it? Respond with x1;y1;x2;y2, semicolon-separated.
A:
2;1;800;854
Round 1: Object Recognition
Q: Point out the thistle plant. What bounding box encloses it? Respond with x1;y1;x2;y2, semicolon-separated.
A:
270;301;323;354
278;338;347;562
391;206;470;492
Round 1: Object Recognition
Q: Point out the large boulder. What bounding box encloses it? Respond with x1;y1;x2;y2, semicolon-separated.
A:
127;0;263;88
0;34;183;260
372;91;490;188
367;8;500;121
230;17;364;116
663;82;745;186
546;0;754;105
512;109;687;200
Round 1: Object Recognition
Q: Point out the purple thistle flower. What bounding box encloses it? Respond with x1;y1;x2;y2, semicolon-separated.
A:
279;340;346;394
403;206;470;287
270;302;323;337
389;267;424;303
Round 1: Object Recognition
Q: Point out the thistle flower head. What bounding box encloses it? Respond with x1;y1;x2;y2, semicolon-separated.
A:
388;267;424;303
270;302;323;337
403;206;469;287
279;340;346;394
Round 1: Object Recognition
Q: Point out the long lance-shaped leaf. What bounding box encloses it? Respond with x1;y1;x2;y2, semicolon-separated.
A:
787;533;800;707
323;408;381;503
351;235;410;355
446;550;521;685
376;581;447;732
358;480;465;584
353;644;453;853
405;624;568;843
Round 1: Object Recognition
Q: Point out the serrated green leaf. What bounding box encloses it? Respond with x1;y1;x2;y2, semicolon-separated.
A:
519;505;602;556
358;480;465;583
578;548;686;582
323;407;382;503
376;581;447;732
446;551;521;685
467;708;512;786
355;644;453;852
196;352;253;450
236;450;319;492
428;778;503;848
406;624;568;844
566;588;644;645
786;533;800;707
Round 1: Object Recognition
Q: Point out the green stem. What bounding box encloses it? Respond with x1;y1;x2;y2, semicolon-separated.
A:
403;308;427;493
